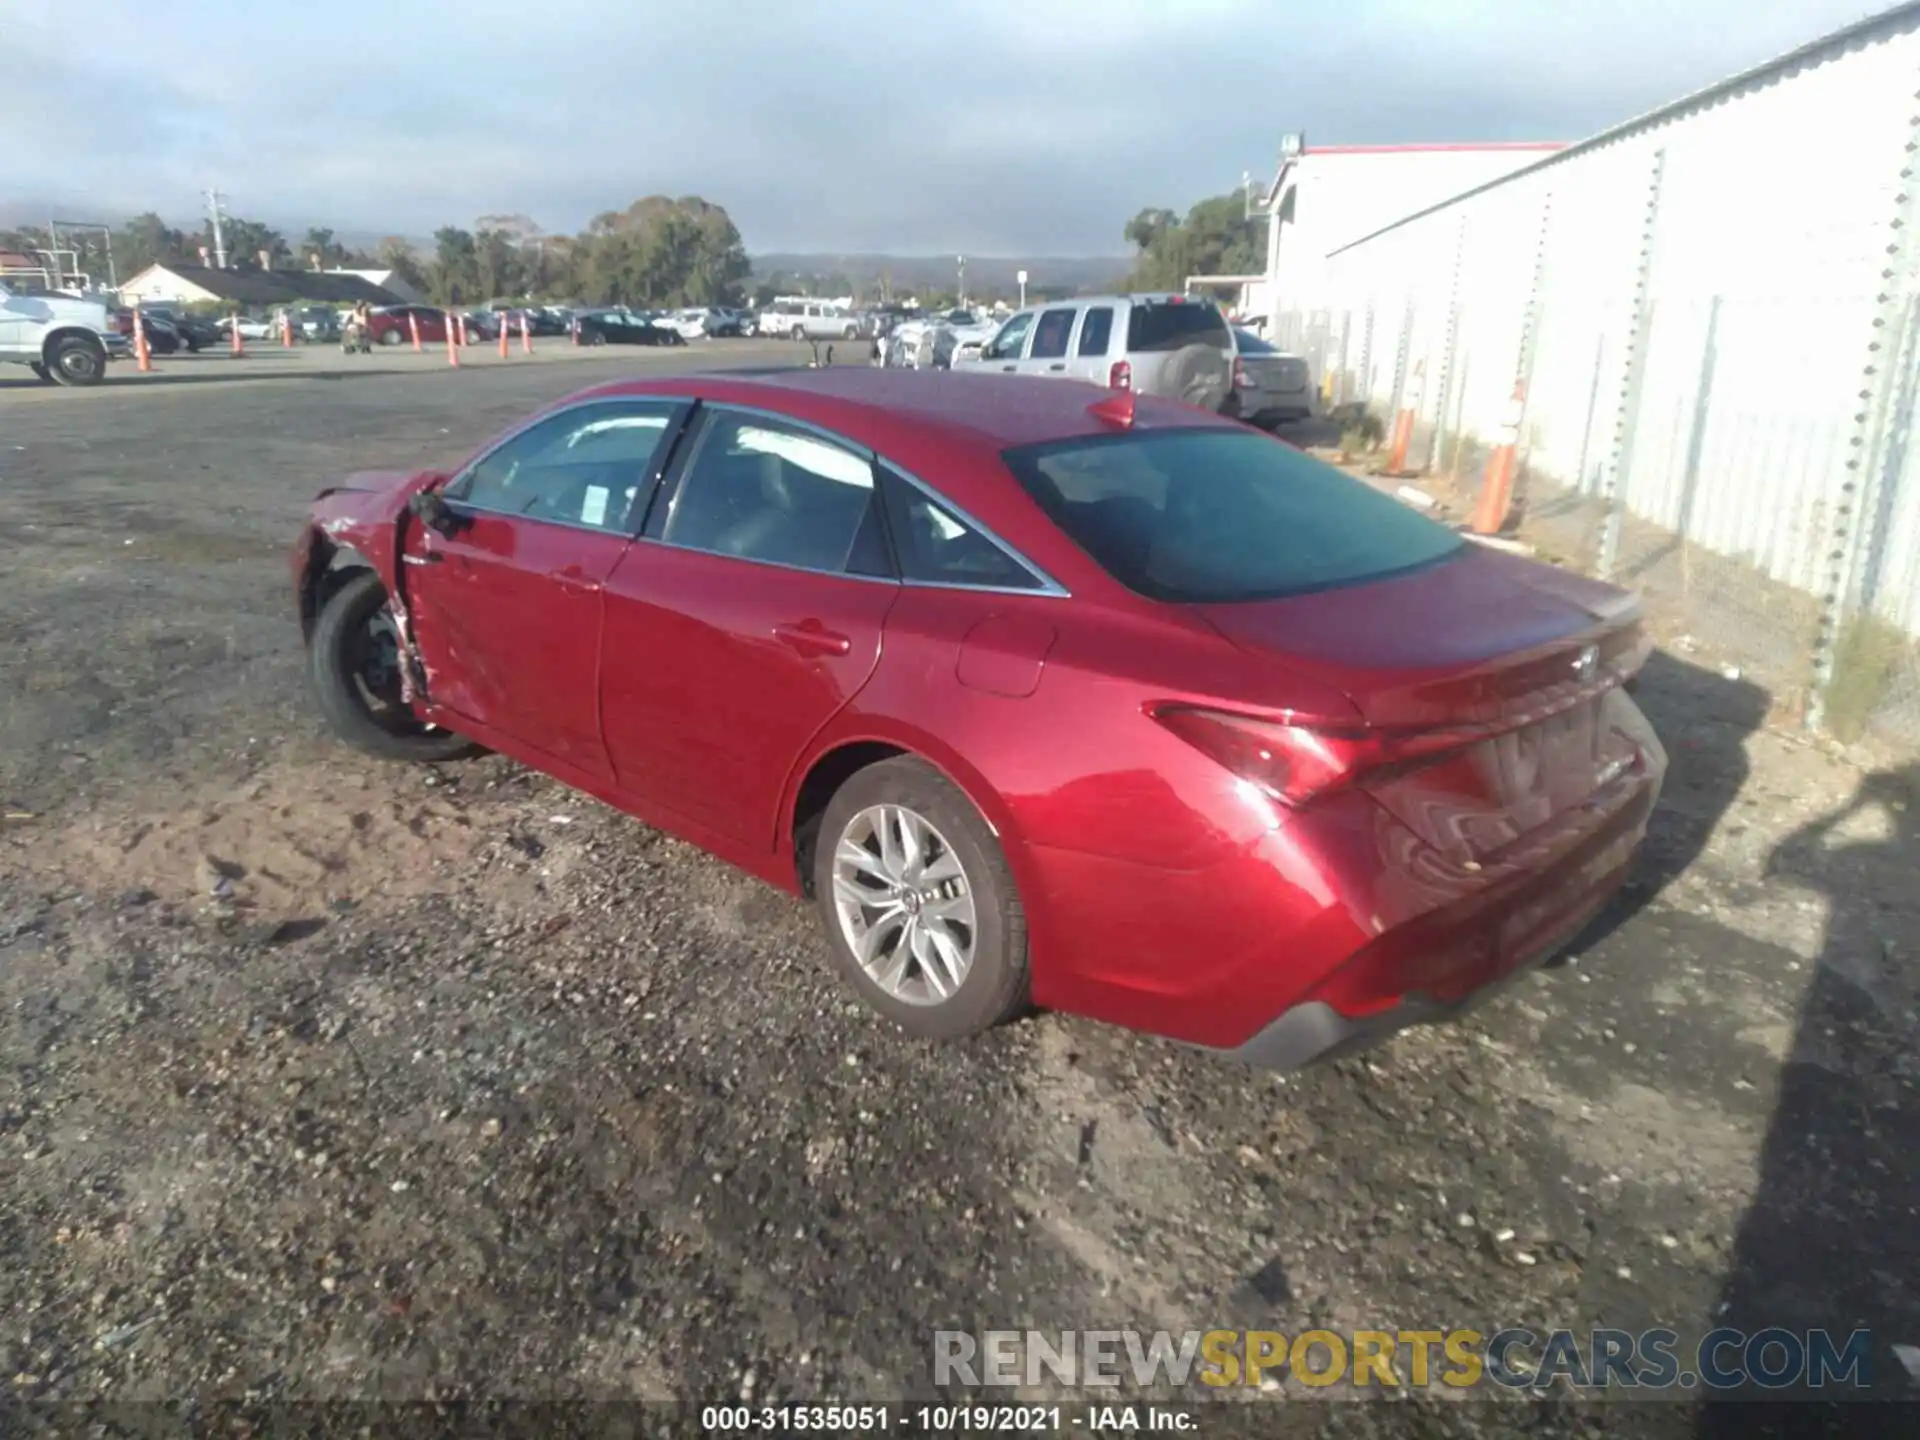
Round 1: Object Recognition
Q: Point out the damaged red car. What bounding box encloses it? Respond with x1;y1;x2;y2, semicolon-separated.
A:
292;369;1665;1067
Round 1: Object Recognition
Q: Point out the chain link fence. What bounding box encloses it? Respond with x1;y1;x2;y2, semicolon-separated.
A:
1280;18;1920;752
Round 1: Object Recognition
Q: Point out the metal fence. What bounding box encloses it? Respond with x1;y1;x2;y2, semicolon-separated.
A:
1280;7;1920;750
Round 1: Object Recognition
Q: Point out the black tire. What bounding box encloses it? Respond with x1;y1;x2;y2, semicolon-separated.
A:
587;330;607;346
308;570;473;763
843;324;858;340
47;335;107;386
789;324;805;341
813;757;1029;1040
380;328;404;346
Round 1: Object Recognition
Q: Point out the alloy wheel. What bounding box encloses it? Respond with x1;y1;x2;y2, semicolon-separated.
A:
831;804;976;1005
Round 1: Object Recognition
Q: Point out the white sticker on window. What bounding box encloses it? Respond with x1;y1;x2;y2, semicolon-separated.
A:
581;486;609;527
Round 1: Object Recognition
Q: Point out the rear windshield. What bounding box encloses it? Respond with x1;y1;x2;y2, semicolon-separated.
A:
1233;328;1276;354
1125;301;1230;353
1002;428;1463;603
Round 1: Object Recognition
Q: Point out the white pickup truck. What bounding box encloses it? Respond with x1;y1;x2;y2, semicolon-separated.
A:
0;280;128;385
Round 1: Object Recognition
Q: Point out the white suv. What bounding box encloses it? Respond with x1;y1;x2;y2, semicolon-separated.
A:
0;281;127;385
958;293;1234;411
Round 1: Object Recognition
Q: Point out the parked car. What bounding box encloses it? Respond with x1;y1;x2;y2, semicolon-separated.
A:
218;315;280;342
133;312;189;354
132;305;219;351
0;279;126;384
572;308;685;346
364;305;451;346
294;306;341;342
656;309;712;341
958;293;1235;412
939;309;1000;362
1224;327;1315;428
760;300;870;341
293;369;1665;1066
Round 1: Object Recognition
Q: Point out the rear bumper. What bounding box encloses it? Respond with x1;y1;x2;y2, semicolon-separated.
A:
1224;880;1618;1069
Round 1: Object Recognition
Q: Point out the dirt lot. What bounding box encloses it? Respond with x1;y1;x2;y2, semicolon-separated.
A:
2;348;1917;1435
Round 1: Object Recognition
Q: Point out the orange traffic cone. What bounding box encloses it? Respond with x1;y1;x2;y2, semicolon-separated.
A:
408;311;422;352
498;314;509;359
1471;381;1528;535
446;314;460;368
519;313;532;354
281;312;294;348
1386;359;1425;475
133;310;152;373
229;313;244;357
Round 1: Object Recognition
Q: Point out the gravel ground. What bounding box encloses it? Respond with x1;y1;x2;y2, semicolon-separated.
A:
2;351;1917;1436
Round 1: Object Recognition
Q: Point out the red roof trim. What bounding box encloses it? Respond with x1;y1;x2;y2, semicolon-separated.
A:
1303;142;1567;155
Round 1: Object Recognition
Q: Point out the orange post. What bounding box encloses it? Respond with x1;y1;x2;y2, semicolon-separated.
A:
229;313;244;356
519;313;532;354
498;314;509;359
280;311;294;348
408;311;422;352
133;310;152;373
445;313;460;368
571;317;580;346
1471;381;1528;535
1385;359;1425;474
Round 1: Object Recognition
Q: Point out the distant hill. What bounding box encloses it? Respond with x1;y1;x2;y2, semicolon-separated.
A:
751;252;1129;298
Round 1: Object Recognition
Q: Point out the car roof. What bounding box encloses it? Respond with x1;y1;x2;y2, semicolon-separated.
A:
571;367;1239;451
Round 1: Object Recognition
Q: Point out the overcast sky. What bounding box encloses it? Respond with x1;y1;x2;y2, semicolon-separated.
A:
0;0;1885;255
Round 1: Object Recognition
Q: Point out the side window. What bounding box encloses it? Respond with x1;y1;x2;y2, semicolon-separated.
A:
1077;306;1114;357
1029;308;1076;360
880;470;1045;590
983;311;1034;361
657;411;878;574
448;400;678;533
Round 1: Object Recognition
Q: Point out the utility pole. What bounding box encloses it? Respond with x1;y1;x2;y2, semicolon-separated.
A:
205;188;229;268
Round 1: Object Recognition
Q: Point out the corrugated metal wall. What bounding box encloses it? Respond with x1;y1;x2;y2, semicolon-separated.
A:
1285;11;1920;748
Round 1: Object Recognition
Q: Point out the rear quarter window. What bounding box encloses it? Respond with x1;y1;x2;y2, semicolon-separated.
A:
1125;302;1230;353
1003;427;1463;603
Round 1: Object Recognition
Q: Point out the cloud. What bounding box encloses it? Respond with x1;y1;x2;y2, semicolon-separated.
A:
0;0;1883;253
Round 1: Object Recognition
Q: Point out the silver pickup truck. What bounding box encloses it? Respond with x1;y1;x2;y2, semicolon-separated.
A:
760;301;872;342
0;280;128;385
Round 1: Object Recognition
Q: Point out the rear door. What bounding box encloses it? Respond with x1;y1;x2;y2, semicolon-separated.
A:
400;398;686;779
600;405;900;845
1068;304;1116;385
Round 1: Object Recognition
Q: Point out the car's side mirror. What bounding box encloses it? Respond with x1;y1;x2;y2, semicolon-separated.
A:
407;483;468;538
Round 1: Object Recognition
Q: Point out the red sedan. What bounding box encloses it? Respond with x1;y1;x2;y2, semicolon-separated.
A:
364;305;454;346
292;370;1665;1067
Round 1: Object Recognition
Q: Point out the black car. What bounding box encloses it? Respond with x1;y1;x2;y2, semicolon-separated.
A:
133;313;189;355
573;309;685;346
171;314;224;349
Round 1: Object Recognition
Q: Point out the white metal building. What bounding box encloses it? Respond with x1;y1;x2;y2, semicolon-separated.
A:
1247;139;1565;334
1296;2;1920;743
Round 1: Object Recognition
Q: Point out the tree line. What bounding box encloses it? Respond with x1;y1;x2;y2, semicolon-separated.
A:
1122;190;1265;296
1;196;753;310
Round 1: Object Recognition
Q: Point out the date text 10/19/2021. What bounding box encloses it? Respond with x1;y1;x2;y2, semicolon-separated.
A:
700;1406;1195;1432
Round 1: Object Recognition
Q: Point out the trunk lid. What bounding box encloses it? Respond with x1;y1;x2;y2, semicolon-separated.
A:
1195;544;1653;862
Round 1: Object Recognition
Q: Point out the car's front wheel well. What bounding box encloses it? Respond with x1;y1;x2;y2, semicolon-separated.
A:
790;741;907;896
299;536;377;642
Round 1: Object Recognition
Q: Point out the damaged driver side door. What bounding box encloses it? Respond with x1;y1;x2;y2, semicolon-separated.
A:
400;398;689;781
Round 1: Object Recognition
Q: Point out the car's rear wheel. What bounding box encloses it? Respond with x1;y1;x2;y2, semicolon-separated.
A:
588;331;607;346
47;335;107;387
814;757;1028;1039
790;324;805;341
380;328;404;346
309;570;473;763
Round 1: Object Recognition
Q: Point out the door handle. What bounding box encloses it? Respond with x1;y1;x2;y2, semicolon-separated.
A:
773;621;852;658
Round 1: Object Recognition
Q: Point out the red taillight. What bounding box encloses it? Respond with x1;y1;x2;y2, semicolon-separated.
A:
1152;705;1485;807
1152;707;1373;806
1109;359;1132;390
1232;358;1250;390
